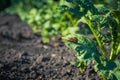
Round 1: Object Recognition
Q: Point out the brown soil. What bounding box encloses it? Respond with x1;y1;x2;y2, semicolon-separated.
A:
0;14;102;80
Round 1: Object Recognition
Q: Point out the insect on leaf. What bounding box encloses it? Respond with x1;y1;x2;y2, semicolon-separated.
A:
63;34;101;71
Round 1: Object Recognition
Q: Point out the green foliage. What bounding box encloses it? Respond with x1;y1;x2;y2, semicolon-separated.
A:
63;34;101;71
4;0;80;43
94;60;120;80
62;0;120;79
61;0;98;17
109;11;120;60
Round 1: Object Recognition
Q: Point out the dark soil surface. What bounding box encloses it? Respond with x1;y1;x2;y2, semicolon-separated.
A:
0;14;102;80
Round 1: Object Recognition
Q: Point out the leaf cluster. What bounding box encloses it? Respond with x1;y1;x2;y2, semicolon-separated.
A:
62;0;120;79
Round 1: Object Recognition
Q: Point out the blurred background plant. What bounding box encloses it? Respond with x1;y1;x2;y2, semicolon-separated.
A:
0;0;82;43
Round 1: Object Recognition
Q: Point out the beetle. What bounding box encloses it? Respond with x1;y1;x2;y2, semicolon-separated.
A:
66;37;78;43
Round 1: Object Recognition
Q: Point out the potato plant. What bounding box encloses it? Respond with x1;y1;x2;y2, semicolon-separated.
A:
62;0;120;80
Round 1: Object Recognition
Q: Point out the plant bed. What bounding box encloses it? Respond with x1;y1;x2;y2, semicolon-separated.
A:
0;15;102;80
0;0;120;79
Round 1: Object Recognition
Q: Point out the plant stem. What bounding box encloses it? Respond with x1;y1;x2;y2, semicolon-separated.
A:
110;14;120;60
84;17;108;59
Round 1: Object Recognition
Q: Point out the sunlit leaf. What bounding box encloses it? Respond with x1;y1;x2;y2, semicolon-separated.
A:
63;34;101;71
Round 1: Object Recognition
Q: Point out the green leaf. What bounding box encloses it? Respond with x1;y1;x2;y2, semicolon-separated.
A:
114;71;120;80
94;60;120;80
63;34;101;71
